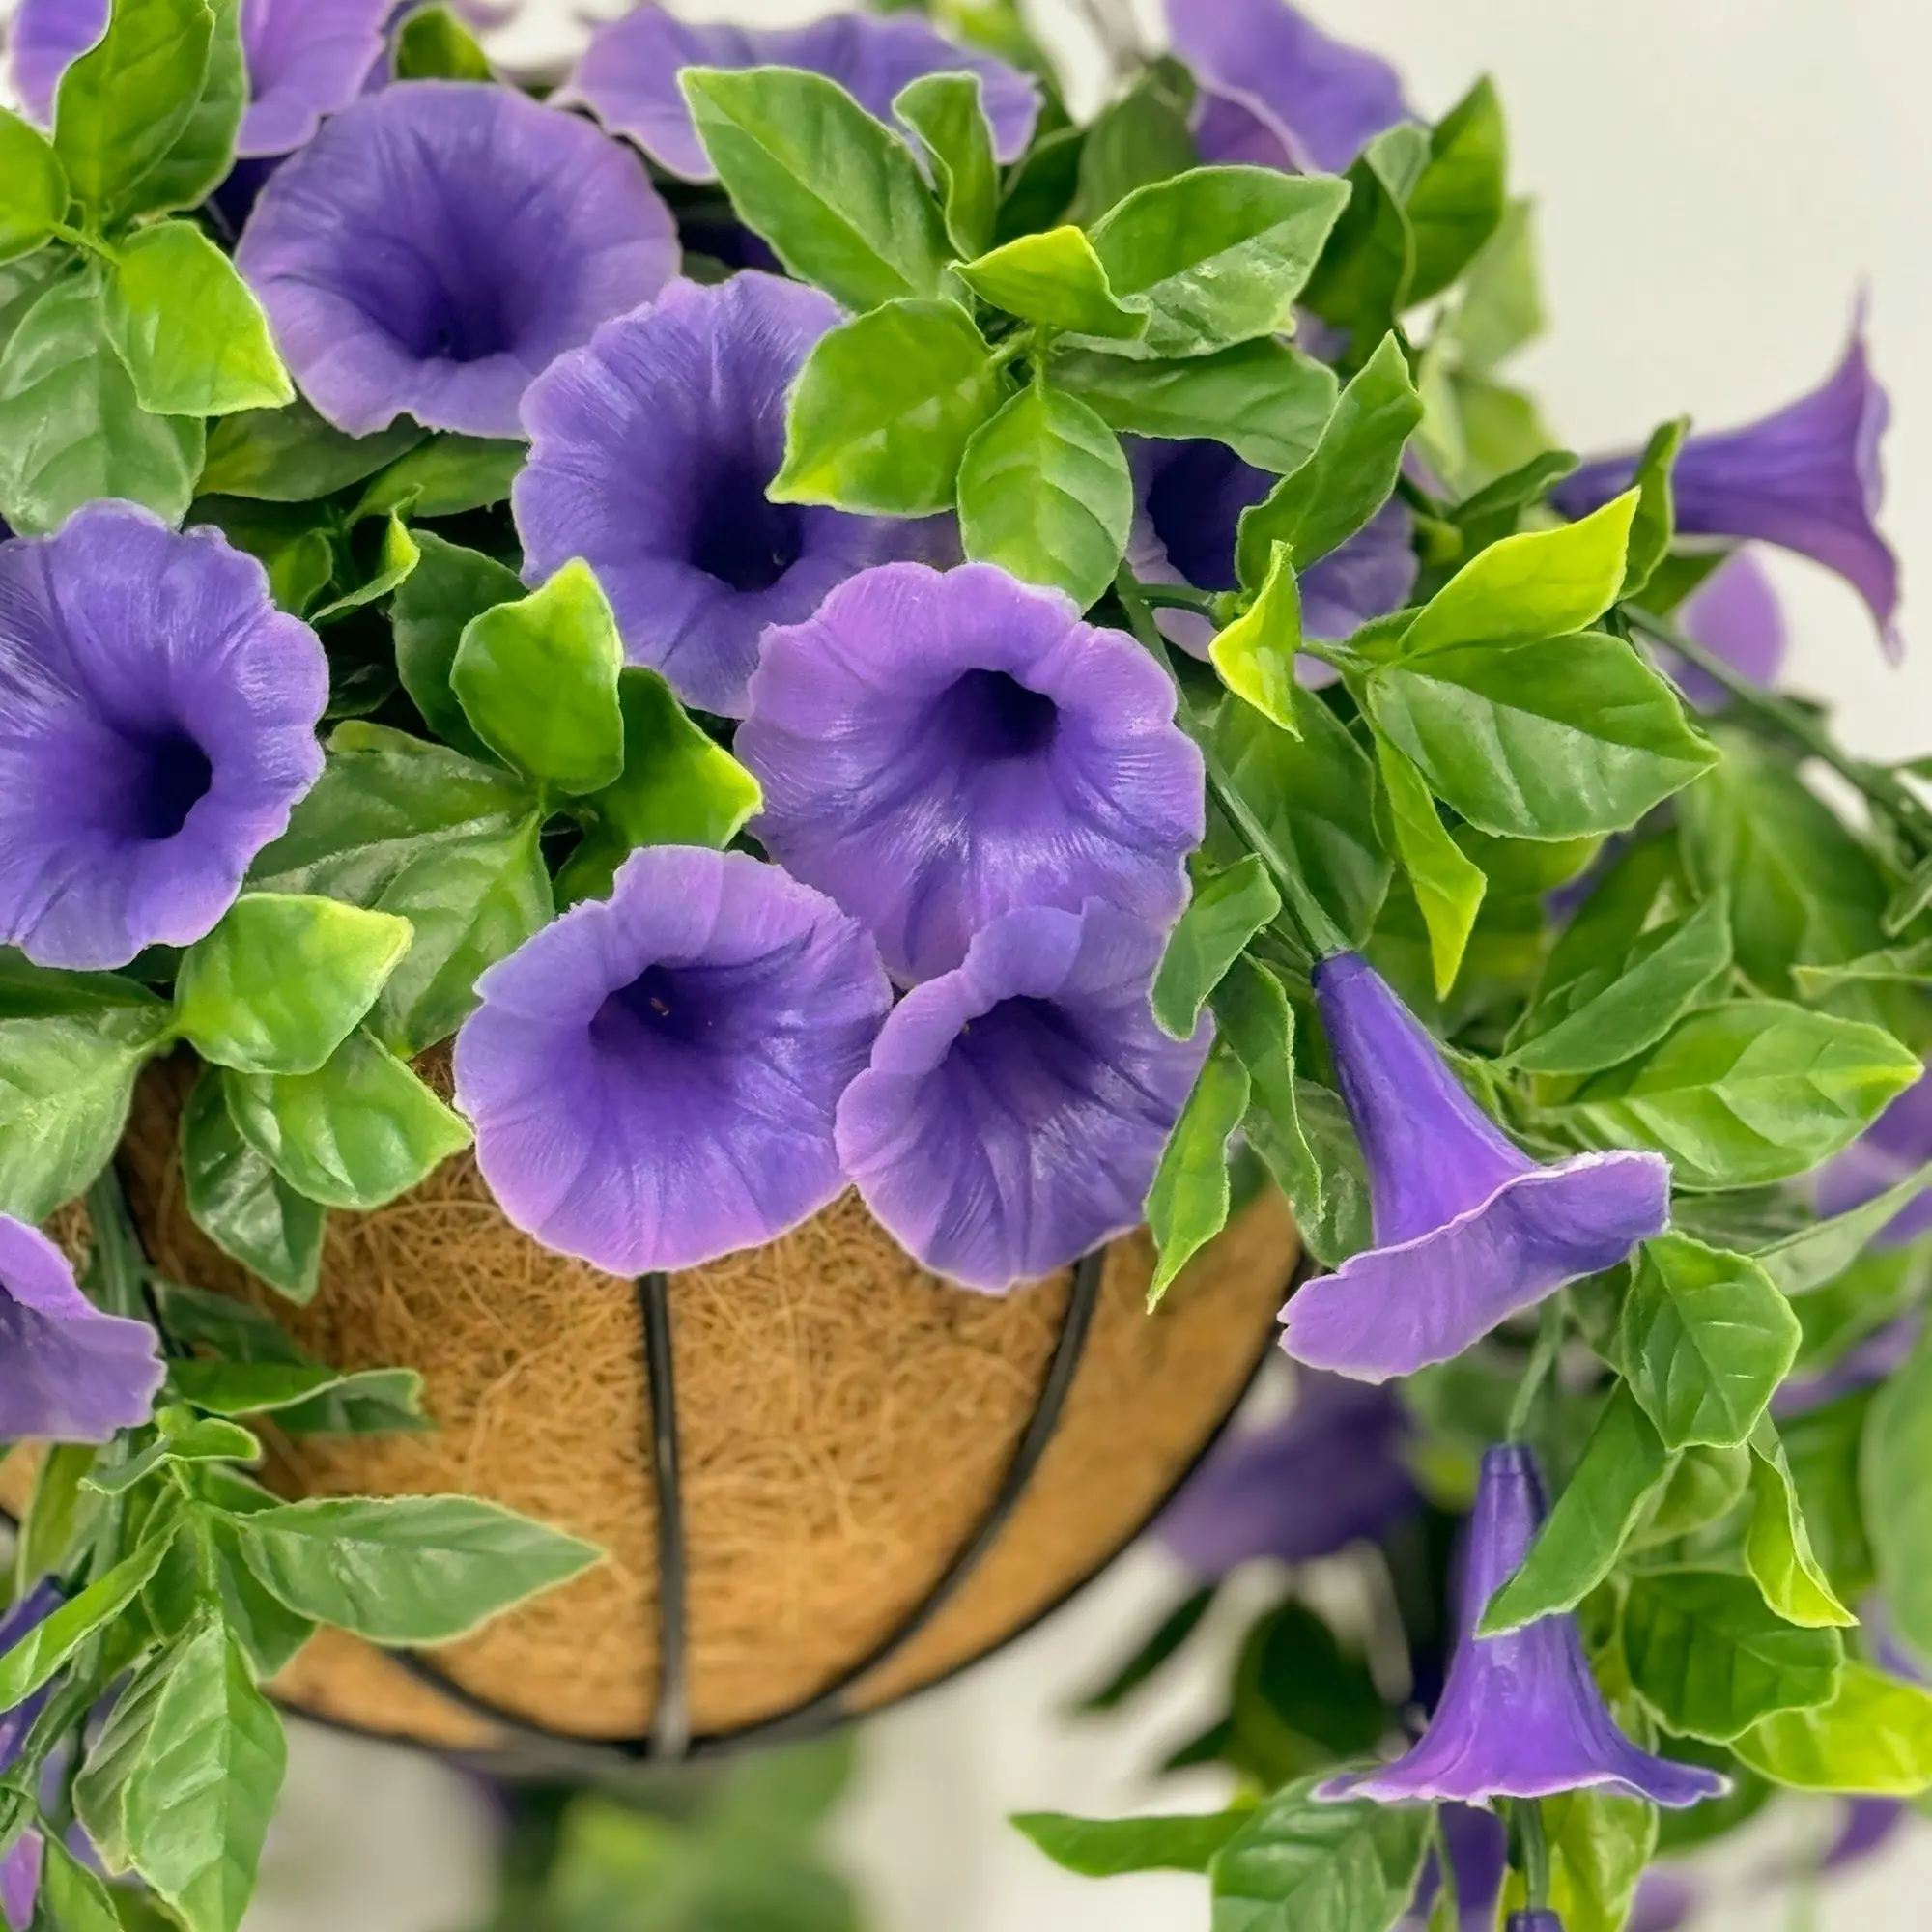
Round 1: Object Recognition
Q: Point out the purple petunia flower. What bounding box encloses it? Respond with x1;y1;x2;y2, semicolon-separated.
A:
0;1218;164;1441
1159;1369;1416;1572
1320;1444;1727;1808
514;274;941;720
1165;0;1411;175
1558;319;1902;659
564;3;1040;181
1661;550;1790;708
0;501;326;970
10;0;393;157
836;902;1208;1293
1816;1069;1932;1246
1279;953;1670;1382
455;844;891;1276
739;563;1205;984
236;82;677;437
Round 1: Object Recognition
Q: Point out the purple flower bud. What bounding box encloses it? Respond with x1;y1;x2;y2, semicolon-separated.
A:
1280;954;1670;1381
0;501;326;970
836;902;1208;1293
455;845;891;1276
1319;1445;1728;1807
1165;0;1411;175
237;82;677;436
564;3;1040;182
514;274;943;720
1558;318;1901;659
0;1219;164;1442
739;563;1204;984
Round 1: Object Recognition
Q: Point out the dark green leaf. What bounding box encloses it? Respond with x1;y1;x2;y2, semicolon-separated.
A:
180;1070;327;1300
957;225;1145;338
1374;730;1485;1000
1631;1442;1751;1550
1287;1081;1371;1267
88;1415;261;1492
198;398;424;503
1406;77;1506;303
1861;1321;1932;1657
893;71;998;259
75;1649;175;1876
1014;1809;1245;1878
268;1367;427;1435
1446;447;1580;555
1230;1600;1386;1781
1076;1583;1218;1713
1793;938;1932;996
1301;124;1425;349
1781;1388;1875;1601
1733;1662;1932;1793
392;3;492;80
1146;1046;1249;1307
123;0;242;220
390;530;523;761
994;123;1083;244
1619;416;1688;598
1211;956;1321;1220
1745;1415;1857;1628
307;511;416;623
350;433;524;524
1067;59;1196;225
1653;1737;1770;1852
1152;858;1281;1039
0;109;67;265
0;951;162;1020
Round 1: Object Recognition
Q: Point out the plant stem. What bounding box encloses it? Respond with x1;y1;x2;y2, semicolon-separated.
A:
1428;1805;1460;1925
1137;582;1220;616
1511;1798;1551;1913
1506;1294;1566;1441
48;221;117;266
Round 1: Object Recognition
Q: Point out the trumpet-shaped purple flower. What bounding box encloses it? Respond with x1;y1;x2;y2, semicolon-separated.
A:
1280;953;1670;1382
1403;1805;1506;1931
565;3;1040;181
836;903;1208;1293
1165;0;1410;175
1159;1369;1415;1572
0;1218;164;1441
236;82;677;436
1558;321;1901;659
0;501;326;970
514;274;940;719
1662;550;1789;708
1817;1068;1932;1245
1321;1444;1727;1808
11;0;393;157
455;844;890;1276
739;563;1204;983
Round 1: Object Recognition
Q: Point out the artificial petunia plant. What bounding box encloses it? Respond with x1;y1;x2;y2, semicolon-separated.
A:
0;0;1929;1925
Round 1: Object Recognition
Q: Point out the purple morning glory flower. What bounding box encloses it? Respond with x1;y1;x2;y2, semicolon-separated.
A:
1816;1069;1932;1245
836;902;1208;1293
454;844;890;1276
1629;1872;1699;1932
1822;1796;1910;1873
1774;1314;1920;1418
0;1582;65;1773
1403;1804;1506;1931
514;273;941;720
564;3;1040;181
1320;1444;1727;1808
1558;319;1901;659
11;0;393;157
0;501;326;971
236;82;677;437
1165;0;1410;175
739;563;1205;984
1159;1369;1415;1572
0;1217;164;1441
1661;550;1789;709
1279;953;1670;1382
0;1836;40;1932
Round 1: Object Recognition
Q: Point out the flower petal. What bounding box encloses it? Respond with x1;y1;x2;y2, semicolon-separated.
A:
238;0;393;157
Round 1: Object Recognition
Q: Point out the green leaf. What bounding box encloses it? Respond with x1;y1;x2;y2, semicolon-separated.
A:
0;272;203;532
1481;1383;1672;1634
180;1069;327;1300
1622;1569;1841;1742
1208;1773;1430;1932
892;71;998;259
224;1031;470;1211
956;225;1145;338
104;221;290;415
1733;1662;1932;1794
174;892;412;1075
350;433;524;524
142;1500;317;1675
0;109;68;265
1445;447;1580;554
1406;77;1507;303
451;559;624;796
0;1007;168;1219
772;297;1004;514
167;1358;412;1426
1014;1810;1247;1879
0;952;162;1021
1210;956;1321;1220
1234;332;1423;587
89;1415;261;1492
1403;490;1638;655
270;1366;427;1435
1076;1582;1218;1713
1863;1321;1932;1658
1793;938;1932;996
0;1535;172;1712
41;1832;127;1932
198;398;425;503
1067;59;1197;225
1086;166;1351;360
995;123;1083;244
1210;543;1302;733
1551;1001;1921;1192
124;0;243;221
1746;1416;1858;1628
956;382;1130;608
1213;697;1389;947
52;0;214;227
233;1493;600;1643
1632;1442;1751;1549
1509;1792;1657;1932
1506;894;1732;1076
389;530;524;761
392;2;492;80
1146;1045;1250;1308
1301;124;1426;348
307;511;417;624
1052;337;1337;475
14;1442;101;1596
1442;195;1544;372
681;66;948;313
1374;731;1485;1001
1152;857;1281;1039
1619;416;1688;597
1618;1233;1800;1449
1367;629;1714;840
75;1648;174;1874
1781;1388;1876;1602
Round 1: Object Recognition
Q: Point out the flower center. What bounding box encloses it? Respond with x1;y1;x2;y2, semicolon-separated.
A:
1146;441;1273;592
689;460;805;593
947;995;1096;1124
934;668;1060;762
127;728;214;841
591;963;721;1054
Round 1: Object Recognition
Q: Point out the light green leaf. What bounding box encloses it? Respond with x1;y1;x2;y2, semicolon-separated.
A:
390;530;524;762
1793;938;1932;996
893;71;998;260
41;1832;127;1932
1508;1792;1657;1932
1151;856;1281;1039
14;1442;101;1597
1014;1810;1246;1878
1210;956;1321;1220
224;1031;470;1211
0;1536;172;1713
1211;542;1302;734
105;220;291;415
1862;1320;1932;1658
123;0;243;221
234;1493;601;1643
75;1648;174;1875
307;512;417;624
681;67;949;313
771;297;1005;514
1290;1082;1372;1267
1086;166;1351;360
1067;58;1197;225
1746;1416;1858;1628
1441;195;1544;372
1631;1442;1752;1550
88;1415;261;1492
1300;124;1425;347
1406;76;1507;303
1146;1046;1250;1309
1374;731;1486;1000
392;2;492;80
1733;1662;1932;1794
350;433;524;524
180;1069;327;1300
0;109;68;265
1620;416;1688;597
957;383;1131;608
956;225;1146;339
1619;1233;1800;1449
199;398;424;503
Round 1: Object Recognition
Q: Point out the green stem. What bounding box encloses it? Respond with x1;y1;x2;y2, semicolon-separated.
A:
1137;582;1220;617
1428;1806;1460;1924
48;221;117;266
1626;604;1932;852
1511;1798;1551;1913
1506;1293;1567;1441
82;1170;149;1323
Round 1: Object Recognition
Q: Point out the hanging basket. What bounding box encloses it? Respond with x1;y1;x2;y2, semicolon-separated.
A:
15;1056;1296;1770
